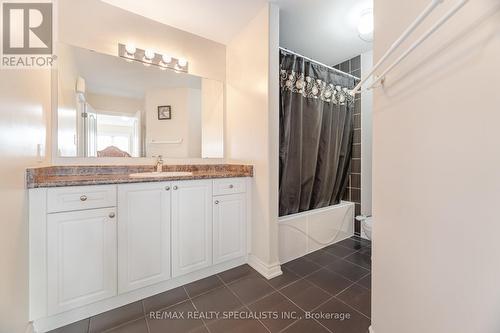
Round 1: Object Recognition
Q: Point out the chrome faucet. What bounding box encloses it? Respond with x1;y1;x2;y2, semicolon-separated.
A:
155;155;164;173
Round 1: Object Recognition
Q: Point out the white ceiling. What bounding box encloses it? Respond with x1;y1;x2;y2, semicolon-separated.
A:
100;0;372;66
276;0;373;65
100;0;269;45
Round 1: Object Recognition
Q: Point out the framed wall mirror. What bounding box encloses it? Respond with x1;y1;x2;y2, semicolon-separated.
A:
55;43;224;159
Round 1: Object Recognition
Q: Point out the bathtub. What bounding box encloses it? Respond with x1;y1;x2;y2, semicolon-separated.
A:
278;201;354;264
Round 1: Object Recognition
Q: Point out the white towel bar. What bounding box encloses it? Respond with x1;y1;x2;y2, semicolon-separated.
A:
351;0;469;95
149;139;183;144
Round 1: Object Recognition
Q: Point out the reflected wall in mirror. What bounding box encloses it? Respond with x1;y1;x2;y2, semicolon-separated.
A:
56;43;224;158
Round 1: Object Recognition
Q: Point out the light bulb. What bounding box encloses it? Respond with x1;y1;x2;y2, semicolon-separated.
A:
144;49;155;61
162;54;172;64
358;9;374;36
125;43;136;55
178;58;188;67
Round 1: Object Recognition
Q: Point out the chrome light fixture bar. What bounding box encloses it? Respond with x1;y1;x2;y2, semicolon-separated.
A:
118;43;189;73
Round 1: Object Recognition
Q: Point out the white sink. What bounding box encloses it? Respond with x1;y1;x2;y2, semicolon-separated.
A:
129;171;193;178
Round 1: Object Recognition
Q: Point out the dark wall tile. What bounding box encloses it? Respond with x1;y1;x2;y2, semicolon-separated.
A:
351;159;361;174
353;130;361;144
355;220;361;235
335;54;364;235
350;174;361;188
354;99;361;114
354;114;361;129
351;56;361;71
355;203;361;216
352;144;361;159
340;61;350;73
351;188;361;203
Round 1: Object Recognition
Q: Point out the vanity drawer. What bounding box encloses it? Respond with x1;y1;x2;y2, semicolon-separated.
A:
47;185;117;213
213;178;246;196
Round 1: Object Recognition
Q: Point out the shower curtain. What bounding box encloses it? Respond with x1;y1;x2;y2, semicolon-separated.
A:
279;50;357;217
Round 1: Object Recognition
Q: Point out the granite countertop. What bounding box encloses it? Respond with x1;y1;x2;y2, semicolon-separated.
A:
27;164;253;188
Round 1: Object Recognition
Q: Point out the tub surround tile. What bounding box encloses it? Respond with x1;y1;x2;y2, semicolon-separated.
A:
26;164;253;188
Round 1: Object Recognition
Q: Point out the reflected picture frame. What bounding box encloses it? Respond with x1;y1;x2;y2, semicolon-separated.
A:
158;105;172;120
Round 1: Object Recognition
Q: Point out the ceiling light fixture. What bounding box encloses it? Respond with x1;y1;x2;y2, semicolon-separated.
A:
358;8;374;42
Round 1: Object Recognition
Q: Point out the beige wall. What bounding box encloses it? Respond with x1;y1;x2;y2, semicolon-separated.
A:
86;93;143;116
145;87;201;158
373;0;500;332
226;3;280;271
0;71;51;333
201;79;224;158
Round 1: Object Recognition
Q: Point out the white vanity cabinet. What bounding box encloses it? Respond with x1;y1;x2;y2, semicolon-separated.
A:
117;182;172;293
32;185;119;316
29;177;250;332
213;178;247;264
171;180;213;277
47;207;117;315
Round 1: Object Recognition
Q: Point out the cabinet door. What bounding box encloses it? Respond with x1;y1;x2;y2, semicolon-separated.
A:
213;194;247;264
171;180;212;277
47;208;117;315
117;182;171;293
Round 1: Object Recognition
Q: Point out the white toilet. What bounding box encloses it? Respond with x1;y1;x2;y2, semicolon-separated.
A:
356;215;373;240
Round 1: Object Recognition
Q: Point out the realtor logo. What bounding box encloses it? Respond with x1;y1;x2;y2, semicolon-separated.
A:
1;1;55;68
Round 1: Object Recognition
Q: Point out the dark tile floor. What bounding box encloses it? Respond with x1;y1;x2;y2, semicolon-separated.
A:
51;236;371;333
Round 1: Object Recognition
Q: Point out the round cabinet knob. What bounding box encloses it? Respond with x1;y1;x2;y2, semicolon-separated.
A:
165;186;170;191
80;195;88;201
173;185;178;190
214;200;219;205
229;184;234;189
108;212;115;218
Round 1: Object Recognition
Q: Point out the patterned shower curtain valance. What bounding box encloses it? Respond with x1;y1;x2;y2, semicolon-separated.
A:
280;69;355;105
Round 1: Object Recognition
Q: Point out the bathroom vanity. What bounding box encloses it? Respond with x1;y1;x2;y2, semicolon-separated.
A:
27;165;252;332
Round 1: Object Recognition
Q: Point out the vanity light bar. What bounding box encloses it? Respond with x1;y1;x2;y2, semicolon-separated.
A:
118;43;189;73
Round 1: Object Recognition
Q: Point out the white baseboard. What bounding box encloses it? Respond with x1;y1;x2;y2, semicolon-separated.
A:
247;254;282;279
